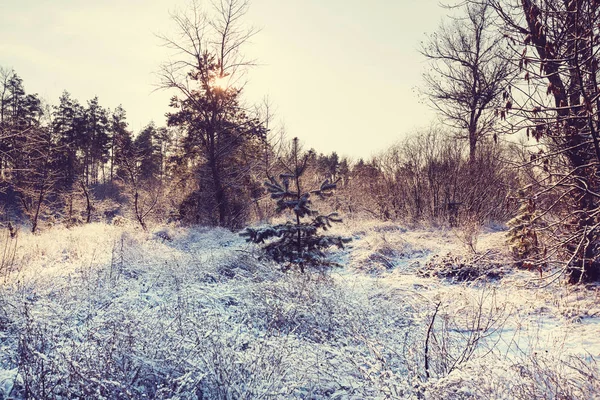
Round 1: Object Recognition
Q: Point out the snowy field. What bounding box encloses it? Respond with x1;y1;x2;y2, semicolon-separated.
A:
0;220;598;399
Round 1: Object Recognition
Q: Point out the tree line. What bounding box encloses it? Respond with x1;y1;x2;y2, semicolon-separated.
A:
0;67;506;232
0;68;171;232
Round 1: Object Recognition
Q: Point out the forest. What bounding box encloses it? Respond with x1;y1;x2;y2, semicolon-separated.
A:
0;0;599;398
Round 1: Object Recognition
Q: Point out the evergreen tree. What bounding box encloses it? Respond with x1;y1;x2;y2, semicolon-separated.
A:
0;76;60;231
338;157;350;187
52;91;85;191
0;72;43;182
241;138;350;272
317;152;340;182
160;0;266;228
109;105;132;182
506;187;545;273
82;97;109;185
134;123;162;183
166;65;266;227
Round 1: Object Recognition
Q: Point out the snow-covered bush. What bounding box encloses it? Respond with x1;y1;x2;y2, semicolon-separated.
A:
419;253;506;282
424;354;600;400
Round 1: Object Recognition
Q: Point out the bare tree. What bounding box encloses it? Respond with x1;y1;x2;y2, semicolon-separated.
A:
15;127;61;233
158;0;266;228
421;3;515;162
120;156;159;232
0;67;11;127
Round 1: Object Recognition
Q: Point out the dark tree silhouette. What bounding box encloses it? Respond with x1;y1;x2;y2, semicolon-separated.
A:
158;0;266;228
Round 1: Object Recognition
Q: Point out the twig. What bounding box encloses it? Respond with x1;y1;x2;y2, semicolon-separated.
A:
425;301;442;380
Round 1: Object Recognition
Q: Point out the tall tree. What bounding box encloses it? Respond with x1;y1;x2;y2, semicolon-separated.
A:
488;0;600;282
109;105;132;183
52;91;85;191
15;125;61;233
159;0;266;228
0;71;43;182
0;72;57;231
82;97;109;185
0;68;11;128
134;123;163;183
421;3;515;162
0;68;15;181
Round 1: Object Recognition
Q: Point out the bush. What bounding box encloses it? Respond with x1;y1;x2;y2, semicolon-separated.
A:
418;253;506;282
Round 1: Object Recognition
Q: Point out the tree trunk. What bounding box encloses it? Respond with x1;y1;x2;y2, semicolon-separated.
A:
134;191;147;231
468;132;477;164
80;181;92;224
519;0;600;282
208;154;227;227
566;165;600;283
31;181;46;234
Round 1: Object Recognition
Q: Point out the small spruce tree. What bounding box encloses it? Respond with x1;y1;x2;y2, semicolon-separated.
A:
241;138;350;272
506;186;545;273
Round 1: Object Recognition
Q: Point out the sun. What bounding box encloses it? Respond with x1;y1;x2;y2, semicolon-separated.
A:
213;74;229;89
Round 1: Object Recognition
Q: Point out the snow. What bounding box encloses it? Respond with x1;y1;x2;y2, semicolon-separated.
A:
0;220;598;398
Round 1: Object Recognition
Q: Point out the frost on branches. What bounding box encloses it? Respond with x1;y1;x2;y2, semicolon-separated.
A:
241;138;350;272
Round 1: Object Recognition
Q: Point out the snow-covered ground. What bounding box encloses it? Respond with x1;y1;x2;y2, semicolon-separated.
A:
0;220;598;399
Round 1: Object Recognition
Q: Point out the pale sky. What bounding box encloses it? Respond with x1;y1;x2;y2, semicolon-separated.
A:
0;0;448;159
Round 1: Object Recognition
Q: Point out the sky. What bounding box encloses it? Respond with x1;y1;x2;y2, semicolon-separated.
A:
0;0;449;160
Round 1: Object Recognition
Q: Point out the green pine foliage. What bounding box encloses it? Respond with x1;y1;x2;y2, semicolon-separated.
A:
506;187;544;270
241;138;350;272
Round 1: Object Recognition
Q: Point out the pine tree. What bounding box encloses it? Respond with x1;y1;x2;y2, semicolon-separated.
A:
52;91;85;191
109;105;132;183
0;72;43;182
241;138;350;272
82;97;109;185
134;123;162;183
160;0;266;228
506;187;545;273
